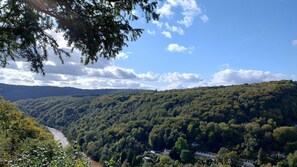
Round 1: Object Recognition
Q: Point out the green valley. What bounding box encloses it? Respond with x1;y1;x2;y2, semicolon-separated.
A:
16;80;297;166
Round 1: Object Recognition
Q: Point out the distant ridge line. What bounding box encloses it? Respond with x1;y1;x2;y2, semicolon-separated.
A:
0;83;149;101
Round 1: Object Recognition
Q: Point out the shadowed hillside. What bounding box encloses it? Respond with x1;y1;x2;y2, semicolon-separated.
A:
0;83;148;101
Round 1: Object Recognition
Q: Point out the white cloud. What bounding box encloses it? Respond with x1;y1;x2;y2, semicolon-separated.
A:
178;0;202;27
55;77;143;89
167;44;187;52
292;40;297;47
162;31;172;38
158;72;205;90
116;52;129;60
152;0;207;44
162;72;203;82
5;48;134;80
157;3;174;18
152;20;163;28
200;15;209;23
0;67;148;89
0;39;290;92
169;0;202;27
147;30;156;36
0;69;42;86
137;72;159;81
187;46;195;54
1;39;160;89
165;23;184;35
166;44;194;53
132;10;138;16
45;63;86;76
85;66;137;79
44;61;57;66
46;30;68;48
165;82;186;89
0;67;290;90
212;69;287;85
157;0;207;28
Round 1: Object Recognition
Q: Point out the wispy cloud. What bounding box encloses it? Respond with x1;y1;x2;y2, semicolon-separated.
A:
167;44;194;54
137;72;159;81
46;30;68;48
200;15;209;23
147;30;156;36
162;31;172;38
1;41;289;92
162;72;203;82
0;66;289;90
211;69;287;85
165;23;184;35
85;66;137;79
157;3;174;18
292;40;297;47
167;43;187;52
152;0;208;50
152;20;163;28
116;52;130;60
157;0;206;27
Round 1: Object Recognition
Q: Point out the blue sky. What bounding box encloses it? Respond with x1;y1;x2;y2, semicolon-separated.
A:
1;0;297;90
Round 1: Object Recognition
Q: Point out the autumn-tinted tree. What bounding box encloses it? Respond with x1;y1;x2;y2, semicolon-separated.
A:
0;0;158;73
287;151;297;167
0;98;89;166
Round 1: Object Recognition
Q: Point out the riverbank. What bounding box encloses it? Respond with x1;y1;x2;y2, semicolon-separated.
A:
46;127;70;148
47;126;102;167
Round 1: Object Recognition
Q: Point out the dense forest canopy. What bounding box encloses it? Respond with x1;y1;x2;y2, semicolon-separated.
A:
17;80;297;166
0;0;158;73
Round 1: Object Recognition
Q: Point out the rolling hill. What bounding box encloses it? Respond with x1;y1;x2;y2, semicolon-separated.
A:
17;80;297;166
0;83;148;101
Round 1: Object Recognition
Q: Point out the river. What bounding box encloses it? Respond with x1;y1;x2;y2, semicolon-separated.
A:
47;127;102;167
46;127;70;148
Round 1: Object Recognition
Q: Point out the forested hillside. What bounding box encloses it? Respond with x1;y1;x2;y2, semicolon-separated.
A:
0;98;88;166
17;80;297;166
0;83;147;101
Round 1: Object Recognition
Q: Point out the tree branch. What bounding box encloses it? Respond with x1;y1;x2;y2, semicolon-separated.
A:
26;0;64;21
0;2;9;10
